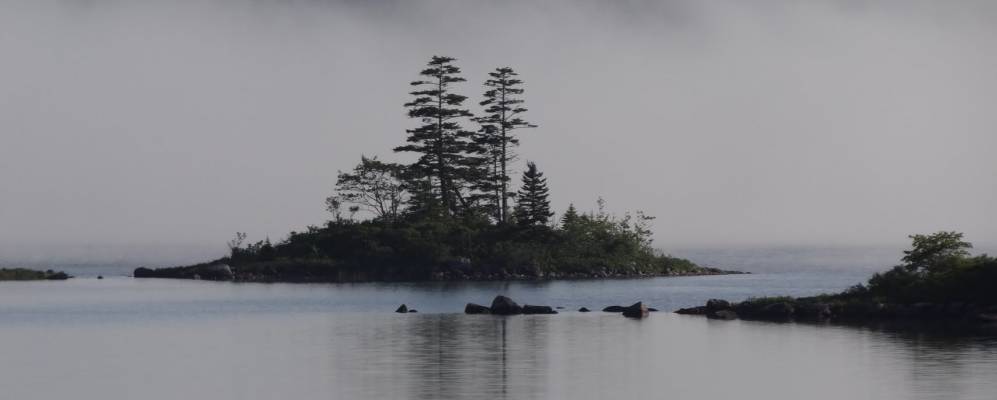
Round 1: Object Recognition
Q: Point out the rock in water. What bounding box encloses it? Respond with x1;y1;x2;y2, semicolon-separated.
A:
707;310;738;320
578;307;591;312
408;309;418;313
522;305;558;314
395;304;408;313
622;302;649;318
490;295;523;315
465;303;491;314
602;305;626;312
675;306;709;315
706;299;731;311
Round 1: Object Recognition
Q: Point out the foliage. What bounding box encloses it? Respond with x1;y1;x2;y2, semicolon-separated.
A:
514;161;553;226
332;156;407;221
848;231;995;304
220;198;707;281
476;67;536;222
393;55;485;215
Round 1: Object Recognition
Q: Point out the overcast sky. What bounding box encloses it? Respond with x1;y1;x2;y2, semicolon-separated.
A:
2;0;995;263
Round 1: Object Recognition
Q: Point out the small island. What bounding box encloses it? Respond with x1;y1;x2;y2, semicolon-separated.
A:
0;268;71;281
677;231;997;324
134;56;739;283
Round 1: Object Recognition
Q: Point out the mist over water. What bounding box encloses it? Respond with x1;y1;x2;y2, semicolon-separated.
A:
2;0;996;258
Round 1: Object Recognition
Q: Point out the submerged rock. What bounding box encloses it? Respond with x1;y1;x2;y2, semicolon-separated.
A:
602;305;626;312
622;302;649;319
522;305;558;315
578;307;591;312
490;295;523;315
395;304;408;313
408;309;418;313
465;303;491;314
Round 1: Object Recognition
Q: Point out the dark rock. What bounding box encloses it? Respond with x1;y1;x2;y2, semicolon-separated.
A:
97;275;104;280
578;307;591;312
465;303;491;314
408;309;418;313
556;306;565;309
757;302;795;319
522;305;558;314
201;264;234;281
648;307;659;312
675;306;709;315
603;305;626;312
706;299;731;311
490;295;523;315
707;310;738;320
395;304;408;313
796;303;832;320
134;267;155;278
622;302;649;318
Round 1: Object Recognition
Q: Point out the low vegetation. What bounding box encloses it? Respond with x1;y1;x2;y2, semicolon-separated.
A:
0;268;71;281
679;231;997;322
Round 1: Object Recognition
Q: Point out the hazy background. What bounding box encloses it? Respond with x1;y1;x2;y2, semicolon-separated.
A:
2;0;995;266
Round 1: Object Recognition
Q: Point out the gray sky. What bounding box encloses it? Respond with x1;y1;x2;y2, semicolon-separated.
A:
2;0;995;263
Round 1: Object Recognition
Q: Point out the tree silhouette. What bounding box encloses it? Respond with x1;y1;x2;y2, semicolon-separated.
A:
514;161;553;226
477;67;536;223
395;56;485;215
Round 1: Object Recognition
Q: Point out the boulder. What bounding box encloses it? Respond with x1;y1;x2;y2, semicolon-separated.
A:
674;306;709;315
465;303;491;314
603;305;626;312
490;295;523;315
408;309;418;313
395;304;408;313
706;299;731;311
522;305;558;315
707;310;738;320
622;302;649;318
578;307;591;312
648;307;659;312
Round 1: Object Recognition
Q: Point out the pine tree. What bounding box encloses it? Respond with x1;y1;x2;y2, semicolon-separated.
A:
395;56;485;215
514;161;553;226
476;67;536;223
561;203;580;228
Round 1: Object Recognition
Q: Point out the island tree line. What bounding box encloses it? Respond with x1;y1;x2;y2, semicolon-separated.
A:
214;56;715;282
329;56;544;225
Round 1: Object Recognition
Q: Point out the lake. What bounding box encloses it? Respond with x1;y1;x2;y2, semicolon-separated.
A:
2;248;996;399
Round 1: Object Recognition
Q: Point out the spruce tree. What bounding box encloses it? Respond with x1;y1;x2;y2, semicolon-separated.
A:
395;56;485;215
477;67;536;223
515;161;553;226
560;203;580;228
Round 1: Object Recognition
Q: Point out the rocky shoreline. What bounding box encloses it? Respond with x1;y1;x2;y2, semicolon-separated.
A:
461;295;654;318
133;262;744;283
676;298;997;324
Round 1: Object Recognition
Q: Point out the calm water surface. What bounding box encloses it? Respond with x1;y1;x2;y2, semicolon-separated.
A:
2;250;996;399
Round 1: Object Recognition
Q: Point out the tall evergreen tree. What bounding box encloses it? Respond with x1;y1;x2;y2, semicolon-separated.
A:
560;203;580;228
395;56;485;215
514;161;553;226
476;67;536;223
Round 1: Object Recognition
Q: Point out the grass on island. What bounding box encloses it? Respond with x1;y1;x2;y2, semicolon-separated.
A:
0;268;71;281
